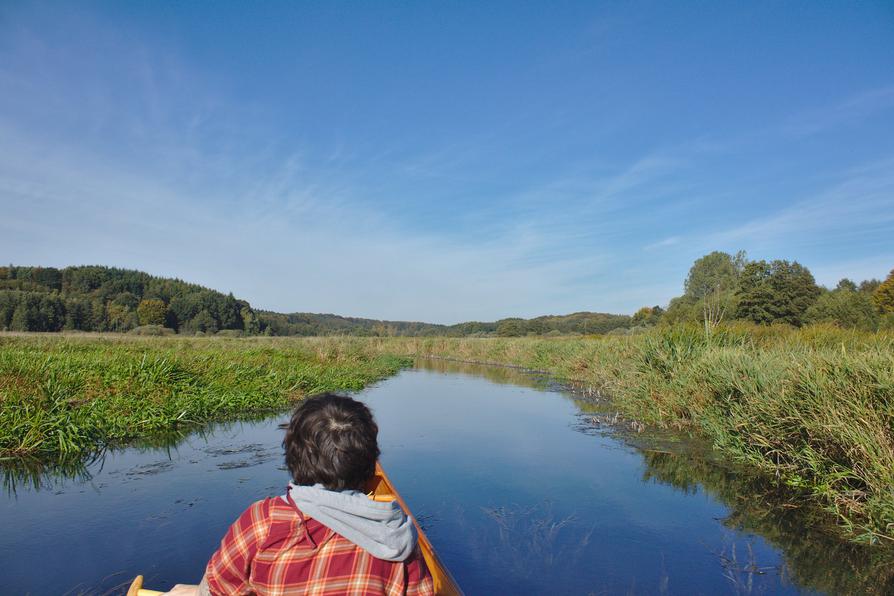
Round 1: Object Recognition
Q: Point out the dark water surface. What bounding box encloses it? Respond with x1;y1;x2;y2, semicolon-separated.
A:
2;360;891;595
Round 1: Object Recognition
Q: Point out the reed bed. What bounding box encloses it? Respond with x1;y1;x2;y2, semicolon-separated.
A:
3;326;892;542
0;334;409;459
372;325;894;543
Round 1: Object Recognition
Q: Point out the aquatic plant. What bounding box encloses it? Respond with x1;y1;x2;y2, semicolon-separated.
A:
3;326;893;542
0;335;410;459
373;325;894;543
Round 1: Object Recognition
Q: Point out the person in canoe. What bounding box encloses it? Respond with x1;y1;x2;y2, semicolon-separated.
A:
163;393;434;596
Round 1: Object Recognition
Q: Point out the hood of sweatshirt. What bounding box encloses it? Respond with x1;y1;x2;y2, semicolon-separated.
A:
285;483;417;562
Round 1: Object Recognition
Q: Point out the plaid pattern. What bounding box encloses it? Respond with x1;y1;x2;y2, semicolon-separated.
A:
205;497;435;596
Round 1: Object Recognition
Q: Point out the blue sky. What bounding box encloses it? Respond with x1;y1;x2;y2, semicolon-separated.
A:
1;2;892;323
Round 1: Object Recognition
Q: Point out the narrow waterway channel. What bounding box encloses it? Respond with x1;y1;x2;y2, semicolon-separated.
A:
1;359;890;594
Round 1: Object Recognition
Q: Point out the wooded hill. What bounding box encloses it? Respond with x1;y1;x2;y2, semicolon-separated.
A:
257;310;632;337
5;257;890;335
0;265;632;336
0;265;255;334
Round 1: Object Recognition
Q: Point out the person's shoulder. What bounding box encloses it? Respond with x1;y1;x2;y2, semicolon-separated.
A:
232;496;293;526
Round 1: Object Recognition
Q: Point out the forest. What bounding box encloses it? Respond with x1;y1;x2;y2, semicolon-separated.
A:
1;254;892;336
0;265;255;335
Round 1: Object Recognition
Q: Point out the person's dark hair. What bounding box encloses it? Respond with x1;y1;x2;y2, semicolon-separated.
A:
283;393;380;491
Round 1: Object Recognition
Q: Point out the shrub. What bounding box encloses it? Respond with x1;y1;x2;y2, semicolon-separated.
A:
128;325;175;336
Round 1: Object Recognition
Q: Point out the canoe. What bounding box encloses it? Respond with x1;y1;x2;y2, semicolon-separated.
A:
128;462;462;595
366;462;463;595
126;577;161;596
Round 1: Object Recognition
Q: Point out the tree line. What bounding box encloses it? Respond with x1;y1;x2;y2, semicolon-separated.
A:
255;310;632;337
0;265;632;337
2;259;892;336
648;251;894;332
0;266;257;334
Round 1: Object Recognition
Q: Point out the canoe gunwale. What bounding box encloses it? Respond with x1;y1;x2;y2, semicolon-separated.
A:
367;462;463;595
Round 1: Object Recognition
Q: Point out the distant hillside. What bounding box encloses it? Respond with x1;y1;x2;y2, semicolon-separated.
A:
257;310;631;337
256;311;447;337
0;264;631;336
0;265;254;334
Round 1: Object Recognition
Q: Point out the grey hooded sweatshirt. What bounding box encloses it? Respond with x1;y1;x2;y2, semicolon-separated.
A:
285;483;418;562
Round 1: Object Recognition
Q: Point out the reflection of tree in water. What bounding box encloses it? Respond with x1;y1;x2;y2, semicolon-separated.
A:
642;451;894;595
415;358;556;391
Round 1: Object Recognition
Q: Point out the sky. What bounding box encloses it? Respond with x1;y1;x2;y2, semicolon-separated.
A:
1;2;893;323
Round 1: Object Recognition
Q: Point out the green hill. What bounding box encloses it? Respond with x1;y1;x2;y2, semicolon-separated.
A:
0;265;253;334
0;265;631;336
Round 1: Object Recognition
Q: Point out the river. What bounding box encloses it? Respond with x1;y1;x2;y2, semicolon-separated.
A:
1;359;890;594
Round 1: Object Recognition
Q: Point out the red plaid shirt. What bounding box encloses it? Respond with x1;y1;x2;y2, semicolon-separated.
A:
204;496;435;596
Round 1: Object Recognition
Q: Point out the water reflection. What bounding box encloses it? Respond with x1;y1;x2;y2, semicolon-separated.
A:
2;455;93;496
413;356;557;390
475;501;596;581
1;415;281;496
643;450;894;595
414;357;894;595
1;359;892;595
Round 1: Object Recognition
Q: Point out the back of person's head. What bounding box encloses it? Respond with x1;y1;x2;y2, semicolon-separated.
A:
284;393;380;491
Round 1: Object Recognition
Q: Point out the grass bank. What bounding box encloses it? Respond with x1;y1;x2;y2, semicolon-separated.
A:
3;327;892;544
0;334;410;459
371;325;894;544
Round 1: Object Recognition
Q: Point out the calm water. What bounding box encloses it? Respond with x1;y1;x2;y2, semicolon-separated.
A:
2;360;891;595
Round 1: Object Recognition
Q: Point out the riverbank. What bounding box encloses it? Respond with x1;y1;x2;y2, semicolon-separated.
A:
3;327;892;543
0;334;410;459
370;325;894;544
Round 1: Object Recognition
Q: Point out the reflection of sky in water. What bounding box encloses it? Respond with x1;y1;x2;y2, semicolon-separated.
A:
364;364;802;595
3;359;877;594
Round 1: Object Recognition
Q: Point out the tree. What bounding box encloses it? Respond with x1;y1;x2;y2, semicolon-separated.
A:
736;260;821;326
496;318;525;337
241;306;260;334
112;292;140;310
805;289;879;330
64;297;91;330
836;278;858;292
10;303;32;331
137;299;168;326
189;309;218;334
107;303;137;332
664;251;747;327
632;306;663;327
90;298;109;331
702;284;728;337
662;295;701;325
859;279;881;294
872;269;894;314
38;294;65;331
684;251;746;300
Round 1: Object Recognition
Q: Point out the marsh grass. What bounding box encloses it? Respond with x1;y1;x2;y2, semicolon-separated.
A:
4;327;893;542
372;325;894;542
0;334;410;459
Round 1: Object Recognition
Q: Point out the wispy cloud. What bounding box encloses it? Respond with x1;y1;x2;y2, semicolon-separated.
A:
783;86;894;137
2;4;892;321
0;11;629;322
705;157;894;252
643;236;680;251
